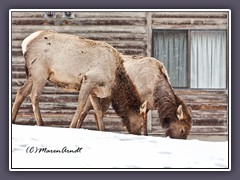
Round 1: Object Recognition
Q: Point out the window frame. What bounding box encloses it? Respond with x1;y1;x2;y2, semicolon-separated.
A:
152;29;189;88
152;29;228;90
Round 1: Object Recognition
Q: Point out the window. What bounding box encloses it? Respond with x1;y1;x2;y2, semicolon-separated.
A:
153;30;227;89
153;30;188;88
190;31;226;88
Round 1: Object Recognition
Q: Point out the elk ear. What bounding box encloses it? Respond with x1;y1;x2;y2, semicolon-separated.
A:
176;105;184;120
140;101;148;115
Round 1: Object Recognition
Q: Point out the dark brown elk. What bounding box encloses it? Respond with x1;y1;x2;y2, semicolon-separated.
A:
77;55;193;139
12;30;126;130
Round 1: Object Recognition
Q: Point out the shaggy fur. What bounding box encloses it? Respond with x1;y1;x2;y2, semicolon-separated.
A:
111;64;143;134
153;75;192;139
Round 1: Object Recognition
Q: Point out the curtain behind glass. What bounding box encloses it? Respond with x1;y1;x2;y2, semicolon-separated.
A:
153;30;188;87
191;31;226;88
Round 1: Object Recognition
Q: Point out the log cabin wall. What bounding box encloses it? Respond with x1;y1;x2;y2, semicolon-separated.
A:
11;11;229;140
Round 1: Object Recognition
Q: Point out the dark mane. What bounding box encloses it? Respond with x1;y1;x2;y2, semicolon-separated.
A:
153;73;180;128
111;64;142;124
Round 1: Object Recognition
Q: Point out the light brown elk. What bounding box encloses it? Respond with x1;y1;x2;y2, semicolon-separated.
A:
12;30;126;130
77;55;193;139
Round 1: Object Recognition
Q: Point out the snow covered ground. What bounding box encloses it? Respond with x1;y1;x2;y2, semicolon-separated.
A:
10;124;229;170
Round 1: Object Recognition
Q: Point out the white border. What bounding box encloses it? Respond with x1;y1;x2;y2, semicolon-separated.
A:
9;9;231;171
10;9;231;12
228;10;231;171
9;9;12;172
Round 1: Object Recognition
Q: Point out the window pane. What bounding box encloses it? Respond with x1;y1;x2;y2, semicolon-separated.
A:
153;30;188;88
190;31;226;88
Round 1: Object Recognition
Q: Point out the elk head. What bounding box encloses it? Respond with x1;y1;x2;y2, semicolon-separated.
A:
164;104;192;139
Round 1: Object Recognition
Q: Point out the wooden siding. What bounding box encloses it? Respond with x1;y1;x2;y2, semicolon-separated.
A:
11;11;229;139
151;12;228;29
11;11;148;56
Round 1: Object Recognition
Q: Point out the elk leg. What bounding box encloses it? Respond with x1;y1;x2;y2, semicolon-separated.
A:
142;110;149;136
94;97;110;130
76;97;93;128
29;78;47;126
12;77;33;123
90;95;105;131
140;101;149;136
93;113;99;130
76;95;108;130
101;97;111;114
70;82;92;128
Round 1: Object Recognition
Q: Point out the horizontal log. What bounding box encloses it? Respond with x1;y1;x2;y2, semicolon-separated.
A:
175;89;228;95
12;17;146;26
11;50;23;56
11;12;44;18
188;103;227;111
192;19;227;25
152;18;227;26
11;12;147;18
73;12;147;18
12;32;147;41
151;12;228;19
178;93;227;98
152;24;227;30
153;18;192;25
12;25;147;34
177;96;227;104
11;65;25;72
115;49;146;56
11;56;25;63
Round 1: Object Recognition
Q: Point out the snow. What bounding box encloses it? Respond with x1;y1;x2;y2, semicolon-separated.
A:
10;124;229;170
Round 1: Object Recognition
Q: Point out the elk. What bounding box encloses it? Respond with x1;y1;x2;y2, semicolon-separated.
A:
12;30;126;131
77;55;193;139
